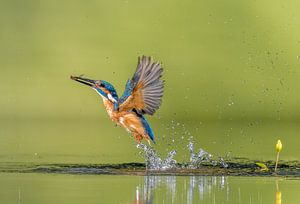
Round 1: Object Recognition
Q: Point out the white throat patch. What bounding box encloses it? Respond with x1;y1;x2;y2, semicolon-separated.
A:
107;93;117;103
93;88;117;103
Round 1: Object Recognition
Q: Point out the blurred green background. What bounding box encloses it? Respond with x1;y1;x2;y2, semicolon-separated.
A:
0;0;299;164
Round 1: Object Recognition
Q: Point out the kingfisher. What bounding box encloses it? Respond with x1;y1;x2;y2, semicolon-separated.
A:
71;56;164;144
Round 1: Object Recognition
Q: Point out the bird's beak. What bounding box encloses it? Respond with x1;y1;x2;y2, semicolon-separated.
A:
70;75;96;87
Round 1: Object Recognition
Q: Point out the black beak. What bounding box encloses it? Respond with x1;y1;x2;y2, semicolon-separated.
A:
70;75;96;87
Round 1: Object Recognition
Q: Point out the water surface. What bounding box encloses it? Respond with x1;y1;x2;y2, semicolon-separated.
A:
0;173;299;204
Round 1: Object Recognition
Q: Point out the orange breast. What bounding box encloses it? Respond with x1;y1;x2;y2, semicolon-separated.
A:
117;112;145;135
102;98;117;121
102;98;147;140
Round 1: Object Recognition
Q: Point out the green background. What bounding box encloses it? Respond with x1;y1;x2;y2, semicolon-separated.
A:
0;0;299;163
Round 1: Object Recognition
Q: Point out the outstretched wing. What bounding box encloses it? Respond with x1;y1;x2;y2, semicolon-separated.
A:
118;56;164;115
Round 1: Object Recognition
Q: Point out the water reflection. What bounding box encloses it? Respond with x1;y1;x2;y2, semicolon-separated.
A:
276;180;282;204
135;176;228;204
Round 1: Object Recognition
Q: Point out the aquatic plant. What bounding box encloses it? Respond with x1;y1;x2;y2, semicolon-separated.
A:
275;139;283;172
255;162;269;171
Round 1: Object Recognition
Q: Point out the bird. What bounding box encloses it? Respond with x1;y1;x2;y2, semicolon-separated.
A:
71;56;164;144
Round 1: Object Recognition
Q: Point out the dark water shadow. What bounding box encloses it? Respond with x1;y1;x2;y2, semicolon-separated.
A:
0;158;299;177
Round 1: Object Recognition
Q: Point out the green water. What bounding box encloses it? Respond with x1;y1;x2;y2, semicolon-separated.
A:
0;173;299;204
1;0;300;203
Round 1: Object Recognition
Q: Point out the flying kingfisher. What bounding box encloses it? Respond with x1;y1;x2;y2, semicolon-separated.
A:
71;56;164;144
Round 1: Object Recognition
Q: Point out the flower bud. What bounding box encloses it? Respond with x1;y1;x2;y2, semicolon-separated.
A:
276;140;282;153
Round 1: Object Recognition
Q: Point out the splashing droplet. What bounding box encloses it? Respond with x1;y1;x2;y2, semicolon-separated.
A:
137;140;228;170
137;143;177;170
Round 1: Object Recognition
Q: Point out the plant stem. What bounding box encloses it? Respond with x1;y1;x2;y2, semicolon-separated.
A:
275;152;280;172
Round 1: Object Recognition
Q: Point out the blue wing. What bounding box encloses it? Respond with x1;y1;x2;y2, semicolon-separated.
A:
118;79;136;105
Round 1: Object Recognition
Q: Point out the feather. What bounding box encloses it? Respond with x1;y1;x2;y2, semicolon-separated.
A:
118;56;164;115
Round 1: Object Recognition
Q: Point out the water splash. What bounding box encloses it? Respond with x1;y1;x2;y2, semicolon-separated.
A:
188;142;212;168
137;143;177;170
188;141;228;168
137;140;228;170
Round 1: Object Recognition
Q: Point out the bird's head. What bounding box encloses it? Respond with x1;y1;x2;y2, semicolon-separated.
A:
71;75;118;104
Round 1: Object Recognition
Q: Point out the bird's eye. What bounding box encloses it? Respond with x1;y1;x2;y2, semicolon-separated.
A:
96;81;104;87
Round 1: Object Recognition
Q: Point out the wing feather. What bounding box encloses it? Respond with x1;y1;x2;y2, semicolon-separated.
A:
118;56;164;115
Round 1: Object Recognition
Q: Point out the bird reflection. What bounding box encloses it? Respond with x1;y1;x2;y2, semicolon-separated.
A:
134;176;228;204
